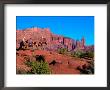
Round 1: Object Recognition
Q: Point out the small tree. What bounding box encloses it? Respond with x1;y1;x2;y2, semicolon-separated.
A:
31;61;51;74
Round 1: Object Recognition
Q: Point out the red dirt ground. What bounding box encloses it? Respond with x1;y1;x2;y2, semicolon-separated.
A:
16;50;89;74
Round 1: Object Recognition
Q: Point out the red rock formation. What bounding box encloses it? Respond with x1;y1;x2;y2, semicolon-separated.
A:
16;27;86;51
16;27;94;74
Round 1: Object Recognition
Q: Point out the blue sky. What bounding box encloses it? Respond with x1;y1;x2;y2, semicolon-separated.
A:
16;16;94;45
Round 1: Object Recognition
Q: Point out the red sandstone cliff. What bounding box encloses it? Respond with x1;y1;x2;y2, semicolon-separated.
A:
16;27;86;51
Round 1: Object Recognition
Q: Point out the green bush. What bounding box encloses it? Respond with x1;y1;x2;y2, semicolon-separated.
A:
25;60;51;74
31;61;51;74
71;50;94;59
58;48;68;54
80;51;94;59
71;50;83;58
87;51;94;58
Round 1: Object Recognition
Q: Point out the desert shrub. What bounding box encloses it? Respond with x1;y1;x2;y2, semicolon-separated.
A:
88;60;94;74
79;52;88;58
80;51;94;59
77;61;94;74
58;48;68;54
81;65;94;74
25;55;51;74
32;61;51;74
35;55;45;62
71;50;94;59
86;51;94;58
71;50;83;58
49;60;57;65
25;61;51;74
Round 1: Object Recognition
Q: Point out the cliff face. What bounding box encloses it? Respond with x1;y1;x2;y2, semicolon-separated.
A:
16;27;86;51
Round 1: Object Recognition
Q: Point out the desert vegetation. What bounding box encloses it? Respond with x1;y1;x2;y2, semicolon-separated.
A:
77;60;94;74
71;50;94;60
17;55;51;74
16;27;94;74
58;48;68;55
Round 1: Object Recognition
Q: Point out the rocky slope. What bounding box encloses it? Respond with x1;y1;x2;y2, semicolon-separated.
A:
16;50;90;74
